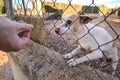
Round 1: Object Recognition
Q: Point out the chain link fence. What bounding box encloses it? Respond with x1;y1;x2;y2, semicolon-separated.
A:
6;0;120;79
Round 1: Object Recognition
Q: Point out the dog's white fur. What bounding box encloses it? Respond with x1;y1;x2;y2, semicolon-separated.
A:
55;14;118;75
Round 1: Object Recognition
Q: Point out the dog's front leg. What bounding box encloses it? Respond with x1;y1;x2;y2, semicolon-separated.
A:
63;46;81;59
111;52;118;76
67;49;103;66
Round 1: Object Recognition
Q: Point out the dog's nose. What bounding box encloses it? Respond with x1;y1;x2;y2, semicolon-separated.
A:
55;28;60;34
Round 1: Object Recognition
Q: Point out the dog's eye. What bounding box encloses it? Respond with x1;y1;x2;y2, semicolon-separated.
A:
65;20;72;27
66;20;72;24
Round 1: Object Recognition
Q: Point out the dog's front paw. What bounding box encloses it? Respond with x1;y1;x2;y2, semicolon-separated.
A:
63;53;73;59
67;58;79;66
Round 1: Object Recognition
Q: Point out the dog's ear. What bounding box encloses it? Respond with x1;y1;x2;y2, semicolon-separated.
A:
79;16;93;24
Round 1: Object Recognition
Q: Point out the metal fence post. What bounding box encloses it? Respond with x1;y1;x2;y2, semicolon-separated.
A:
22;0;26;16
5;0;14;19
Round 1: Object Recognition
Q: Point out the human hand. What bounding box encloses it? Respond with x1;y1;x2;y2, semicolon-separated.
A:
0;17;33;52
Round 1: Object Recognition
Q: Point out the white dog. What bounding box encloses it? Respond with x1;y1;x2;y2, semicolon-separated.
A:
55;14;118;75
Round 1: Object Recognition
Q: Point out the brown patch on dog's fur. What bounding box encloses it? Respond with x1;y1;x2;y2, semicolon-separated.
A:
81;47;92;53
65;14;93;33
68;14;78;21
68;14;80;32
67;14;93;33
79;16;93;24
73;26;78;32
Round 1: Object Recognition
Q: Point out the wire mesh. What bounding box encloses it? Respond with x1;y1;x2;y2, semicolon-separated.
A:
10;0;120;79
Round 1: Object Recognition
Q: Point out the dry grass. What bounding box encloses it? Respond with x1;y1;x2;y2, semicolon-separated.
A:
0;51;8;65
0;51;13;80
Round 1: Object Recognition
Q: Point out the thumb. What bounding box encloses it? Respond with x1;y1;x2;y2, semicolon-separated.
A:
17;22;33;31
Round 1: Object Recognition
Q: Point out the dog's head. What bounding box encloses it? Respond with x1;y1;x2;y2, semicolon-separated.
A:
55;14;93;35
